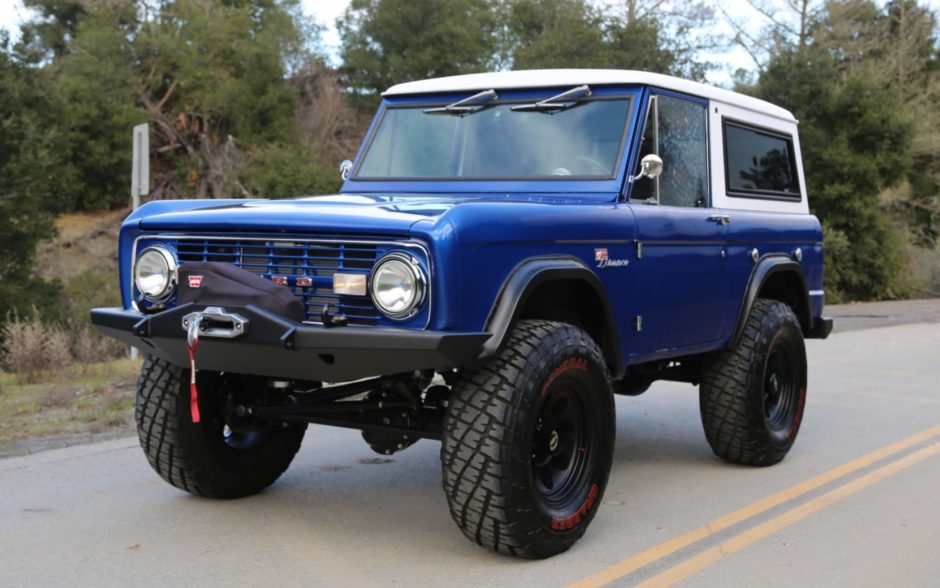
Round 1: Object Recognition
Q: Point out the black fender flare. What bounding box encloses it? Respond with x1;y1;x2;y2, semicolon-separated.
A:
732;256;812;346
481;256;623;378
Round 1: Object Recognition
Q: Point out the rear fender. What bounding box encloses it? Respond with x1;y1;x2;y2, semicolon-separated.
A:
732;256;812;346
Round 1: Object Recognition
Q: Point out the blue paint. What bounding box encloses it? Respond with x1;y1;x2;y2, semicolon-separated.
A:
114;83;826;374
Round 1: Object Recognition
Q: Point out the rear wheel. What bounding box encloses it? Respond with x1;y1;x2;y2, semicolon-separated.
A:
700;299;807;466
136;356;306;498
442;320;615;558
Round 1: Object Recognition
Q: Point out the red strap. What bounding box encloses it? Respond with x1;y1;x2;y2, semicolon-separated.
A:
187;339;201;423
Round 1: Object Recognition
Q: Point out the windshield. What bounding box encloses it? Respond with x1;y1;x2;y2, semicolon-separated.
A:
355;97;632;181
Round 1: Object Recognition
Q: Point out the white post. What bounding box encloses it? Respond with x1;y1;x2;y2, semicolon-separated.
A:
130;124;150;360
131;123;150;209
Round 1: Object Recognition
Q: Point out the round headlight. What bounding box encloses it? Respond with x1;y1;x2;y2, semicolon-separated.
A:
134;246;177;301
370;254;425;319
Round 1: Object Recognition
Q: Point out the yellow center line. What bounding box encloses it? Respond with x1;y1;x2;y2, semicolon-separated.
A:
637;441;940;588
568;423;940;588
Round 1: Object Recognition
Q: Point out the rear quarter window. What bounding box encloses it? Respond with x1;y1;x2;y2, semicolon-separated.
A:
723;120;801;201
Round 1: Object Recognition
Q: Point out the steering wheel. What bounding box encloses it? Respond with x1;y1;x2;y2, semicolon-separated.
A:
573;155;609;175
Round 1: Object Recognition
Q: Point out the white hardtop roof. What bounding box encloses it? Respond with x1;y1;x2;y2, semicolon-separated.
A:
384;69;796;122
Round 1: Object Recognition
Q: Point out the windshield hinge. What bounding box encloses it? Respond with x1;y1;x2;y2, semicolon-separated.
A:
423;89;498;116
510;85;592;112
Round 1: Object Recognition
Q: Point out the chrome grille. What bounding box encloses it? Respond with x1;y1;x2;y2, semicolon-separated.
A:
173;238;380;325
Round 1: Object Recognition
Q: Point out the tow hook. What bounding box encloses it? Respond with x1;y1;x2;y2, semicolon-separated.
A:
320;304;348;328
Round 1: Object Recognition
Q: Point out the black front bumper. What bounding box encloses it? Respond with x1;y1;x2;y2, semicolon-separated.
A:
91;304;491;382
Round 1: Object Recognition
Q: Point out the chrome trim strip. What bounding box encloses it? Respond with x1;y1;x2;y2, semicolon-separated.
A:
131;233;433;330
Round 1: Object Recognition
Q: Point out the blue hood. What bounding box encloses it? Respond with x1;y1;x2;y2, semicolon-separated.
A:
132;193;615;236
135;194;463;236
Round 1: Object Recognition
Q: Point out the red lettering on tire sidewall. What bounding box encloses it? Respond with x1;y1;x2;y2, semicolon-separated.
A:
541;357;589;397
551;483;600;530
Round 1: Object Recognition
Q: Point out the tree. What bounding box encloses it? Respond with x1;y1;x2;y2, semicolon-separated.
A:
19;0;341;205
50;5;144;210
0;36;67;323
20;0;88;58
502;0;716;80
338;0;501;108
721;0;825;70
878;1;940;245
607;0;718;81
133;0;307;198
504;0;606;69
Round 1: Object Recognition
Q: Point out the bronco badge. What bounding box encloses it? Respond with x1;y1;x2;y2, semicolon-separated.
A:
595;248;629;269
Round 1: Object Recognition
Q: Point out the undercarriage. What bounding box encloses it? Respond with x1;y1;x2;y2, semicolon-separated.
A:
227;371;453;454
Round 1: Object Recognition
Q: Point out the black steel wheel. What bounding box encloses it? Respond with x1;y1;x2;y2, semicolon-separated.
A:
136;356;306;498
442;320;615;558
700;298;807;466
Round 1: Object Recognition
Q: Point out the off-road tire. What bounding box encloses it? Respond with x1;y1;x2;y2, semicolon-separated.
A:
136;356;306;498
442;320;615;558
700;299;807;466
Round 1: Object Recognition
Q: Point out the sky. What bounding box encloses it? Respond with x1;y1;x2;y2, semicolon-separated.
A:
1;0;936;87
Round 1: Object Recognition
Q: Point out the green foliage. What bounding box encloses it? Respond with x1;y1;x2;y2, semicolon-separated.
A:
605;18;692;76
504;0;606;68
501;0;713;80
0;37;68;322
18;0;325;205
137;0;303;146
52;7;144;210
338;0;500;109
20;0;87;58
241;143;341;198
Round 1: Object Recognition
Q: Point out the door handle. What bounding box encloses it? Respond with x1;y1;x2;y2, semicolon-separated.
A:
707;214;731;225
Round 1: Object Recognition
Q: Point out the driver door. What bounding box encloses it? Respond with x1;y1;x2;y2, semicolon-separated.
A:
629;93;728;357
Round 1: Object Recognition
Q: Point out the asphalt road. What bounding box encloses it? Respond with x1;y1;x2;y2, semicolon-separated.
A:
2;319;939;587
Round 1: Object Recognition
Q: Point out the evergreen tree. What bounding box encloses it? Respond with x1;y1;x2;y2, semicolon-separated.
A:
0;36;67;322
338;0;500;108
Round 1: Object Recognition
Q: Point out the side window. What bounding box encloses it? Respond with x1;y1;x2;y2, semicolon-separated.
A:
631;94;708;207
723;121;800;199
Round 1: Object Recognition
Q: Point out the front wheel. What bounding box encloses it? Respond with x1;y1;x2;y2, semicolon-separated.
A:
442;320;615;558
700;299;807;466
136;356;306;498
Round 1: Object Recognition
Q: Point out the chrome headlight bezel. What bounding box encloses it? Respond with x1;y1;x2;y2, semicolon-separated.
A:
133;245;178;303
369;253;426;320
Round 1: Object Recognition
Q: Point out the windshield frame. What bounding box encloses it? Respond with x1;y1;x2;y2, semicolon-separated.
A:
342;86;642;197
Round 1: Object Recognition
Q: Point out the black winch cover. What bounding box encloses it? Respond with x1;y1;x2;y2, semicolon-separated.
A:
177;262;305;322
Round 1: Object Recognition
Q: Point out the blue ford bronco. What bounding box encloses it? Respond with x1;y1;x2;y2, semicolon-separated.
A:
92;70;832;558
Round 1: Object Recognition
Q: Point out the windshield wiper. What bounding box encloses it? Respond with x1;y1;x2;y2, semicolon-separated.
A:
510;85;592;113
423;89;498;116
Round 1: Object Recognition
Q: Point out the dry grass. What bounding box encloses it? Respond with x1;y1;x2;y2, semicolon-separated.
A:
0;357;141;452
36;210;124;284
1;317;73;383
0;211;142;455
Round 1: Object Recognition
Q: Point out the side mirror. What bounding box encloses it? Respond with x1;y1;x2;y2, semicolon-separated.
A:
640;154;663;179
629;154;663;184
339;160;353;180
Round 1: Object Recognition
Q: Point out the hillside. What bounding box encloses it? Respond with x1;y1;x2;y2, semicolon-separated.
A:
35;210;127;323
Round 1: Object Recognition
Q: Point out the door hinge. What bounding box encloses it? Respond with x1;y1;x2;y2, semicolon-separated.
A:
635;241;643;259
635;315;643;332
